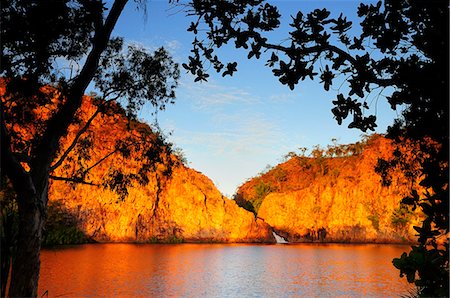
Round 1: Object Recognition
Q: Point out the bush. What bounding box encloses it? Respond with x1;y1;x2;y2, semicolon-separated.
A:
252;180;272;213
391;204;414;230
42;201;87;246
367;214;380;231
43;226;86;246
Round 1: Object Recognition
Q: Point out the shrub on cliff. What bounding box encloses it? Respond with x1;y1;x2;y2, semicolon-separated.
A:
236;134;425;243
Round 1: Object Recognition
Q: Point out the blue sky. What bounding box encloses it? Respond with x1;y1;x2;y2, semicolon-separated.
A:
112;1;399;196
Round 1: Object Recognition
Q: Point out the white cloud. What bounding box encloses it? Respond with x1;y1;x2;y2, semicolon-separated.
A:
268;92;297;103
165;40;182;52
171;107;283;154
126;38;183;59
179;77;261;111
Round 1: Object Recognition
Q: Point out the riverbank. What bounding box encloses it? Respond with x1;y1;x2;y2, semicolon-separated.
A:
42;223;416;247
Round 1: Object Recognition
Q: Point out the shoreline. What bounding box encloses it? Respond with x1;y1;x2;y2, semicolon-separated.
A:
42;240;415;249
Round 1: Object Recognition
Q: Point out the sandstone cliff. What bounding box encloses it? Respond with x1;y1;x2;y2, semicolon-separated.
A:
42;96;275;243
50;166;274;243
235;135;424;243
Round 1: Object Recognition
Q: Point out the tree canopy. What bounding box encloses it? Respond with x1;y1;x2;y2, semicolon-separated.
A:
1;1;179;296
184;0;448;296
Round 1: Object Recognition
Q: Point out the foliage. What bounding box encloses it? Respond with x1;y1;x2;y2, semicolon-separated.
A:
253;180;272;212
273;168;287;186
173;147;188;166
235;178;272;215
186;0;448;295
378;139;449;296
43;225;86;246
94;38;179;118
148;235;184;244
2;0;102;81
325;140;365;157
42;201;87;246
2;0;179;199
367;214;380;231
1;0;180;296
167;235;184;244
393;245;448;297
391;204;415;231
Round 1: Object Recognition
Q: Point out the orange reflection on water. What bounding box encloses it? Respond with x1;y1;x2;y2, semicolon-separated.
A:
39;243;411;297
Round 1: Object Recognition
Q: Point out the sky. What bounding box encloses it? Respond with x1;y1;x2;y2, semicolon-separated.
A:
111;0;399;197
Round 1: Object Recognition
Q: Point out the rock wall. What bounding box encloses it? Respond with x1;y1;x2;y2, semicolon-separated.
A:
50;166;274;243
237;135;424;243
47;97;274;243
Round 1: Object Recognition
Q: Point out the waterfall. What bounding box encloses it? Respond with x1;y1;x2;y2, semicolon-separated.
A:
272;231;288;244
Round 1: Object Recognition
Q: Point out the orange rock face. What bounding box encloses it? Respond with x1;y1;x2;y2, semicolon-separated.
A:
50;166;274;243
237;135;424;243
47;97;274;243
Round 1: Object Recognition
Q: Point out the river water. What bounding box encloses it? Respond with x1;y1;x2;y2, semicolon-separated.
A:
39;243;412;297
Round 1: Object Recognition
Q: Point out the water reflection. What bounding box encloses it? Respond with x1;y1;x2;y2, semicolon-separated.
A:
39;243;411;297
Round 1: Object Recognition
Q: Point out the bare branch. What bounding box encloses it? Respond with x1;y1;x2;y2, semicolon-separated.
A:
49;175;99;186
50;139;144;187
50;105;103;172
82;148;118;176
81;138;143;176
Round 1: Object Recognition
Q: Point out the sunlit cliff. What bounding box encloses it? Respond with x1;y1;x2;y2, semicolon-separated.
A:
235;135;424;243
39;96;275;244
4;83;426;245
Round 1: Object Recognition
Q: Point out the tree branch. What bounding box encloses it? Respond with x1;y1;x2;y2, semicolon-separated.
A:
50;105;103;172
0;104;36;202
261;40;394;87
81;137;145;177
13;152;32;164
49;175;99;186
49;137;147;189
31;0;129;180
82;147;120;176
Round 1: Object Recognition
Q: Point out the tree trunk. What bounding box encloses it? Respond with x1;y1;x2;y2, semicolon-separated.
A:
8;189;46;297
1;2;128;295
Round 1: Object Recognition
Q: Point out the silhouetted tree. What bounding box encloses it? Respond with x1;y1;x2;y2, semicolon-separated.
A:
1;1;179;296
185;0;448;295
